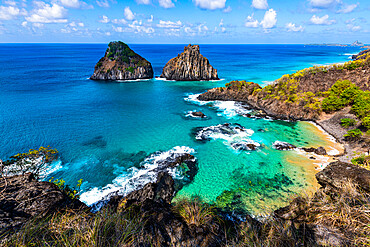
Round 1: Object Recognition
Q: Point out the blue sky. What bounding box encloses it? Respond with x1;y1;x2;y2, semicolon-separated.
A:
0;0;369;43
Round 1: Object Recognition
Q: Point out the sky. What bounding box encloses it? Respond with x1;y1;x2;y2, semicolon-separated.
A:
0;0;369;43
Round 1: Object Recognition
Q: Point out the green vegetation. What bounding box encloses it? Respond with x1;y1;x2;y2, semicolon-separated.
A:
106;41;148;67
96;62;102;68
362;117;370;129
352;154;370;170
125;67;134;73
340;118;356;128
344;129;363;140
49;177;83;200
2;146;58;179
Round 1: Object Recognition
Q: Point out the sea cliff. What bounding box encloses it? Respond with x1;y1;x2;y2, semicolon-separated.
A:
161;44;219;81
90;41;153;81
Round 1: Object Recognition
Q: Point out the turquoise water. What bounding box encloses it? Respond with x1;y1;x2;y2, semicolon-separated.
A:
0;44;358;213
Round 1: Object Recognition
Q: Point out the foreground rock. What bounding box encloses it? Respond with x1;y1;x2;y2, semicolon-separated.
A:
107;172;225;247
316;161;370;193
0;173;87;234
302;146;327;155
161;44;219;81
90;41;153;80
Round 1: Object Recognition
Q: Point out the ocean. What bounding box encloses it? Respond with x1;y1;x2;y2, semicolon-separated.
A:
0;44;360;213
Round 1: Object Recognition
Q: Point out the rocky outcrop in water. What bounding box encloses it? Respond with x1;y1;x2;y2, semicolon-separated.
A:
272;141;297;150
0;173;87;234
352;48;370;60
90;41;153;80
161;44;219;81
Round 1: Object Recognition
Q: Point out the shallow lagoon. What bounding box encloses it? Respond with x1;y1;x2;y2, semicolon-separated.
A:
0;44;357;213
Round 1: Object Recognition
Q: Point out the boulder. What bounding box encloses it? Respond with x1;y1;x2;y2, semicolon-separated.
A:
0;173;87;234
190;111;206;118
272;141;297;150
90;41;153;80
302;146;327;155
161;44;219;81
316;161;370;193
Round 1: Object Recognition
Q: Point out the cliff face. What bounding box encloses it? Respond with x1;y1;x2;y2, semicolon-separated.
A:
353;48;370;60
161;44;219;81
90;41;153;81
199;53;370;121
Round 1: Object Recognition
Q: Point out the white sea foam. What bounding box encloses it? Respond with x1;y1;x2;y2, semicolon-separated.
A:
308;121;341;155
80;146;195;208
184;93;252;119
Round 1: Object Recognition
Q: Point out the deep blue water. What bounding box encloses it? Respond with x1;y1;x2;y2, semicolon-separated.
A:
0;44;360;212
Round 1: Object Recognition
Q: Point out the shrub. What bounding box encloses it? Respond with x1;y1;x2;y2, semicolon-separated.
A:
49;178;83;200
351;155;370;170
2;146;58;179
321;96;344;112
362;117;370;129
340;118;356;128
344;129;363;140
125;67;134;73
352;91;370;119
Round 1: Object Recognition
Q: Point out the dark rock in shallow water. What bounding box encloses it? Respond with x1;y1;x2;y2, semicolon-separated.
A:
193;123;248;142
0;173;87;234
190;111;206;118
230;141;259;151
302;146;327;155
161;44;219;81
272;141;297;150
90;41;153;81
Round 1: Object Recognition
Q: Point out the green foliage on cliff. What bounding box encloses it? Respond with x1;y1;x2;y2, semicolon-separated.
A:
2;146;58;179
49;177;83;200
106;41;149;66
344;129;363;140
340;118;356;128
125;67;134;73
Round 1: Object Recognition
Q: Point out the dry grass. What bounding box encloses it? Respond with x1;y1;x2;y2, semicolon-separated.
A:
227;180;370;247
173;196;217;228
3;207;146;247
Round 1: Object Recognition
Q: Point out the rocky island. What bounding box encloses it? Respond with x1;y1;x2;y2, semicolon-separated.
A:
161;44;219;81
90;41;153;81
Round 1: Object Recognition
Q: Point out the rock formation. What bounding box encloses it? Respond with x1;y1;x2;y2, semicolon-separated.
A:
90;41;153;80
161;44;219;81
352;48;370;60
0;173;87;234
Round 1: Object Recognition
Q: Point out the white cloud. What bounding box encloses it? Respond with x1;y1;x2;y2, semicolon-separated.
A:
112;18;127;24
194;0;226;10
136;0;150;4
157;20;182;28
33;23;44;28
21;21;27;27
128;20;154;33
223;6;231;12
346;23;361;31
218;19;225;32
60;0;80;8
310;14;336;25
4;1;16;6
286;22;304;32
252;0;268;10
260;8;276;29
148;15;153;22
78;22;84;27
159;0;175;8
99;15;109;23
245;14;258;28
0;5;24;20
337;3;359;13
96;0;111;8
124;6;135;21
26;3;68;23
198;23;208;32
309;0;338;8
